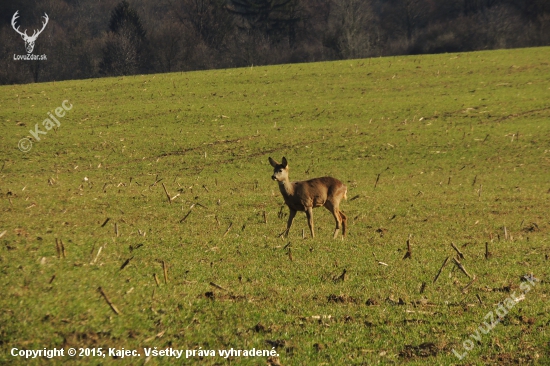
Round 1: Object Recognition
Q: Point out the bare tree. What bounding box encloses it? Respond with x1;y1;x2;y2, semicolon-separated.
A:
149;18;189;72
227;0;302;46
328;0;377;59
169;0;234;48
100;0;148;76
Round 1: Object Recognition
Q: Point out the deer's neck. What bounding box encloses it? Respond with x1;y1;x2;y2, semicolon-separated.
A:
278;178;294;198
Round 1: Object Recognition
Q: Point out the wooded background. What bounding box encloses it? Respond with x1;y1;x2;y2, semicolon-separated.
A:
1;0;549;84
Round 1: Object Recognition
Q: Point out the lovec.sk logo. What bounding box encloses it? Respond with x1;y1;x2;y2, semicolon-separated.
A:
11;10;48;61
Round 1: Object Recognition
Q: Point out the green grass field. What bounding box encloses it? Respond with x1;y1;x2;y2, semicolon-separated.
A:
1;47;549;365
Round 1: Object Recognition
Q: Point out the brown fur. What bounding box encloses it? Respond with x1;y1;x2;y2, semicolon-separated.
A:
269;157;347;239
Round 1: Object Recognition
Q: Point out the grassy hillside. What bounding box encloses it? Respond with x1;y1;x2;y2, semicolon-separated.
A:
1;47;549;365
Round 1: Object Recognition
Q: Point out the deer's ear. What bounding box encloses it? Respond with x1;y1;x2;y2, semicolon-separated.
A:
268;157;278;168
281;157;288;168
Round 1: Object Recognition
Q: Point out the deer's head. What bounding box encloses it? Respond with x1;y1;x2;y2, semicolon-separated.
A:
269;157;289;182
11;11;49;54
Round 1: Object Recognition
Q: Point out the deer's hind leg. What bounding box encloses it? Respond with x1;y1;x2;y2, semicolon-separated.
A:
339;210;347;238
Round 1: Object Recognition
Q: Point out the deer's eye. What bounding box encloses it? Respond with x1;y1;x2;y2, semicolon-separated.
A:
278;169;282;173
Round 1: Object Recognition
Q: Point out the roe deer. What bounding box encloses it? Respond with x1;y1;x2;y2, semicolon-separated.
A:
269;157;347;239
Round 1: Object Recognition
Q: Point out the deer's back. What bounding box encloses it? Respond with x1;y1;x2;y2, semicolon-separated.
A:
290;177;346;209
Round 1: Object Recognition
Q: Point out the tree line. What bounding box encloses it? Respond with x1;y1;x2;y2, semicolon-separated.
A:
1;0;549;84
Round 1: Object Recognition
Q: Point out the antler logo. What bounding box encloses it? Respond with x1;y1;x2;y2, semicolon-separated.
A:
11;10;49;54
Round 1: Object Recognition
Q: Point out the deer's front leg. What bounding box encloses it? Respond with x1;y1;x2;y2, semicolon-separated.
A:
305;207;314;238
283;209;297;238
